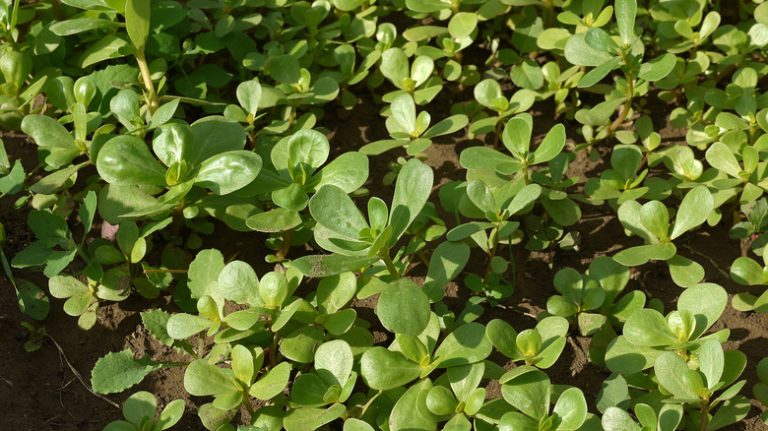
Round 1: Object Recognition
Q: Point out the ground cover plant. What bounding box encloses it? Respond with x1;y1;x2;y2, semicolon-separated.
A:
3;0;768;429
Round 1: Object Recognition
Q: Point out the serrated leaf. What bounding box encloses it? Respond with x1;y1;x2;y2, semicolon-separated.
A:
91;350;162;394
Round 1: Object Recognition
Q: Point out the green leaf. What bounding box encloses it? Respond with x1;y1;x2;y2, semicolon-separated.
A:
502;114;532;159
389;93;417;135
184;359;236;397
360;347;421;390
314;151;369;193
188;119;246;165
639;201;670;240
49;18;120;36
79;34;132;68
389;158;433;243
310;185;368;240
654;352;703;400
250;362;291;400
605;336;663;374
96;136;166;187
389;379;439;431
423;114;469;139
615;0;637;45
448;12;477;39
613;243;676;266
501;368;550;420
667;255;705;288
623;309;677;347
16;281;50;321
380;48;409;89
602;407;641;431
344;418;375;431
474;79;506;111
125;0;150;52
188;249;224;299
21;115;79;169
531;124;565;164
246;208;301;233
579;57;621;88
123;391;156;424
730;257;767;285
79;190;98;236
564;33;614;67
237;79;262;116
140;309;175;347
553;387;588;430
157;399;185;430
315;339;354;387
423;241;470;301
166;313;213;339
678;283;727;339
291;254;378;277
433;323;493;367
670;186;714;239
698;339;724;390
284;405;346;431
195;150;262;195
638;53;676;82
217;260;259;305
376;279;430;336
149;98;180;129
91;350;162;394
705;142;741;178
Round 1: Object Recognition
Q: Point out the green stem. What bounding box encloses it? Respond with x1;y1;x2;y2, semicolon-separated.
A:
606;70;634;137
700;399;709;431
158;94;228;107
276;229;294;261
379;251;399;278
135;51;159;113
483;226;500;282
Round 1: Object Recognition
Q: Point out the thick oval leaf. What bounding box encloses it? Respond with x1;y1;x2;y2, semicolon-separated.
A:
310;185;368;240
389;379;439;431
389;158;434;243
360;347;421;390
433;323;493;368
602;407;641;431
623;309;677;347
96;136;166;186
654;352;703;400
315;340;353;386
730;257;767;285
678;283;727;339
670;186;714;239
184;360;236;397
195;150;262;195
313;151;369;193
553;387;588;430
21;115;79;169
250;362;291;400
375;279;430;336
531;124;566;164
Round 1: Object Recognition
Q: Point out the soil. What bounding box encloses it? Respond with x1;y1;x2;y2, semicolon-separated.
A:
2;96;768;431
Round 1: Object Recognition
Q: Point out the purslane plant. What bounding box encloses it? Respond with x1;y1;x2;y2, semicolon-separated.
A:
614;185;715;287
295;157;433;278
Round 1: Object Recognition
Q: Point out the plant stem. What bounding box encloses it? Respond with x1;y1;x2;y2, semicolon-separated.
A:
606;70;634;137
276;229;294;261
700;400;709;431
143;268;188;274
483;226;500;282
379;250;399;278
158;94;228;107
135;51;159;113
